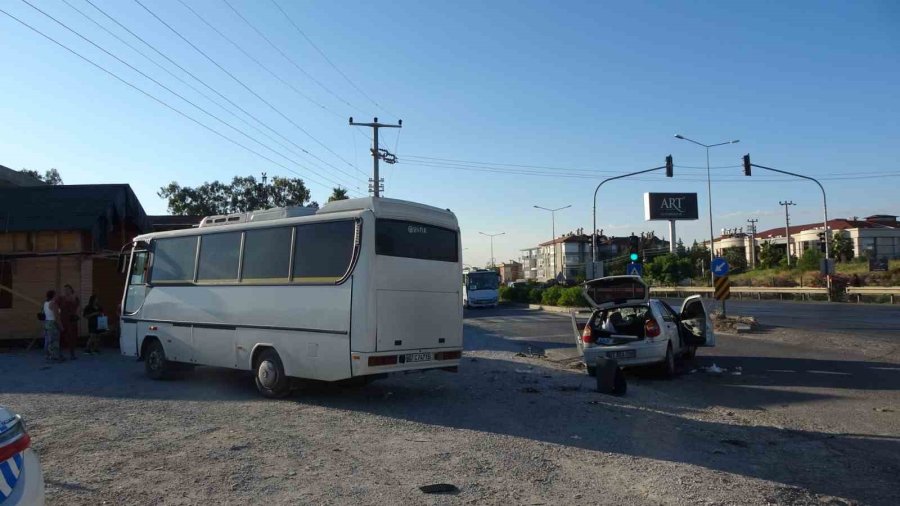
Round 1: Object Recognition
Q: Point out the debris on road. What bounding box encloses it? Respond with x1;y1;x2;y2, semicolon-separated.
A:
711;313;759;333
705;364;725;374
419;483;459;494
873;407;894;413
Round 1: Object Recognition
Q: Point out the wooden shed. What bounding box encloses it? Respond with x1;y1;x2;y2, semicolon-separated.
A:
0;184;150;342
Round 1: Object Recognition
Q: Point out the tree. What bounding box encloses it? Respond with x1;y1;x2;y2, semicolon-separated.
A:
645;253;694;285
830;231;854;262
689;241;710;272
758;241;784;269
19;168;63;185
675;238;687;257
158;174;311;216
722;247;748;273
328;187;349;202
797;248;823;271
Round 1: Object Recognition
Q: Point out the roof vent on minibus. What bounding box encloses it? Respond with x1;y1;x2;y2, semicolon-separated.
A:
198;206;317;228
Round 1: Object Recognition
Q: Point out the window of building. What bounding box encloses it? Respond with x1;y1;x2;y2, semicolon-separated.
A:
293;221;356;282
152;236;198;282
198;232;242;282
0;261;12;308
242;227;293;282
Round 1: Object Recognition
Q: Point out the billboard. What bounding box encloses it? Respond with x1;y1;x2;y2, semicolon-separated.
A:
644;193;699;221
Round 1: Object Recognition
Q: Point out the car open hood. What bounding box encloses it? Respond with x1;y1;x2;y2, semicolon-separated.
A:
581;275;649;310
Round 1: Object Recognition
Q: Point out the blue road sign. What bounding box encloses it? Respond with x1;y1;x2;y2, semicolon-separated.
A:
711;257;730;277
626;262;643;277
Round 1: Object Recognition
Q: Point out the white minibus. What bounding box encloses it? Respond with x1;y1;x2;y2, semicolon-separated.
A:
119;197;463;397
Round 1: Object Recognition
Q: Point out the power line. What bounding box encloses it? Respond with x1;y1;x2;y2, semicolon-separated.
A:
0;4;348;194
269;0;396;118
176;0;341;118
133;0;358;172
20;0;357;191
80;0;360;191
220;0;370;118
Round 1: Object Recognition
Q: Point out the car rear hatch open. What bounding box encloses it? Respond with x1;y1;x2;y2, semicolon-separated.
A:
581;275;649;310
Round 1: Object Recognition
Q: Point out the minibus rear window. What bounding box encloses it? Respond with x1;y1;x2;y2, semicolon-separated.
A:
375;219;459;263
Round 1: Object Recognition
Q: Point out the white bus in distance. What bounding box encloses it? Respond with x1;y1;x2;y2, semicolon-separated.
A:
119;197;463;397
463;269;500;308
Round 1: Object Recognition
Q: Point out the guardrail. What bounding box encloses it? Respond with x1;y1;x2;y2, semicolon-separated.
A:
846;286;900;304
649;286;829;301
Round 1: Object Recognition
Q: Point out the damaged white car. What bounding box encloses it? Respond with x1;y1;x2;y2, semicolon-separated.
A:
571;276;715;377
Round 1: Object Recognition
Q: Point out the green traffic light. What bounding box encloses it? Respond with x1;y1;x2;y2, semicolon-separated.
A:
629;253;639;261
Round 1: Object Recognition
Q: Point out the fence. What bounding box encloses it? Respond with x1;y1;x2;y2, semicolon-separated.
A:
845;286;900;304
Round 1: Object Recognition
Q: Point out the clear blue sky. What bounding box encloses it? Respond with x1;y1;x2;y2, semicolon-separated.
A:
1;0;898;267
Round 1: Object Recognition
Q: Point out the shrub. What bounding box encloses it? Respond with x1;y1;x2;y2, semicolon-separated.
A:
541;285;563;306
797;249;823;271
528;288;543;304
557;286;588;307
498;285;513;302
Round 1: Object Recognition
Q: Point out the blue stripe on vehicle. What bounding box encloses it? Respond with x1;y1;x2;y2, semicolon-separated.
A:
10;454;21;473
0;460;17;495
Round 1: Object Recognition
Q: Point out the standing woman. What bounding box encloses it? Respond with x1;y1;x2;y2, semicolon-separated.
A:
43;290;62;361
59;284;81;360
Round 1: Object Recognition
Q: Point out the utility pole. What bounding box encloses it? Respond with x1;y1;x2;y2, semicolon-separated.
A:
349;117;401;197
779;201;796;267
479;232;505;268
746;218;758;269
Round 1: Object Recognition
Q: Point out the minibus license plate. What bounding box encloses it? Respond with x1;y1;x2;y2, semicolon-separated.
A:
607;350;636;359
405;353;432;363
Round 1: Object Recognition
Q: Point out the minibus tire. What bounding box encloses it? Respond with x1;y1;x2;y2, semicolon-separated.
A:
255;349;291;398
144;339;171;380
660;343;676;378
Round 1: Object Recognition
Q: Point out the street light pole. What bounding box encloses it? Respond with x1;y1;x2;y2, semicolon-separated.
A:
534;205;571;281
675;134;740;287
479;232;505;268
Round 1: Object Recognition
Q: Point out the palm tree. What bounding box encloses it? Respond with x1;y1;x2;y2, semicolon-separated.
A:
328;187;349;202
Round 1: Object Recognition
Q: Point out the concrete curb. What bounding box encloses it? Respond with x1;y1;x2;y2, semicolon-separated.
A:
527;304;591;314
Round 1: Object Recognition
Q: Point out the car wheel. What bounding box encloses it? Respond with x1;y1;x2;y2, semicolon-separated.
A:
144;339;171;380
660;343;676;378
254;349;291;398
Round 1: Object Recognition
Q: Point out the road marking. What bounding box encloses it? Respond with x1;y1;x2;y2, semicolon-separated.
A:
768;369;797;373
870;367;900;372
806;370;851;376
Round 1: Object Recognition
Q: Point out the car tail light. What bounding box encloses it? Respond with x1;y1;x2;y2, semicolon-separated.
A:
435;351;461;361
367;355;398;367
0;415;31;463
645;317;661;338
581;324;595;344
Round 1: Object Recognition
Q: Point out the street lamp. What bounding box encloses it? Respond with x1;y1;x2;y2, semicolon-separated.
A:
674;134;740;286
534;205;570;281
478;232;505;268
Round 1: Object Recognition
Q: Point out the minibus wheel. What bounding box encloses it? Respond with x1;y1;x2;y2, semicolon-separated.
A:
255;349;291;398
144;339;171;380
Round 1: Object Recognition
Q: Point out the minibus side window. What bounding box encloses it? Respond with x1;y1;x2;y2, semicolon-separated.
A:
293;221;355;282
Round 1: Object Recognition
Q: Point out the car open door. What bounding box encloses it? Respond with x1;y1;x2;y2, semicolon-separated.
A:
679;295;715;347
581;275;649;310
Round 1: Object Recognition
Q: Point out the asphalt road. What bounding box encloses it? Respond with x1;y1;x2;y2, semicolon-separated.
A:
464;305;900;504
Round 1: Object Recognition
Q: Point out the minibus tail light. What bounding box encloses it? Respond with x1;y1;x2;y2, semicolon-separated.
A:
368;355;398;367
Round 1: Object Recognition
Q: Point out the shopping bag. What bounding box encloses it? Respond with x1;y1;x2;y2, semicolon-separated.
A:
96;315;109;331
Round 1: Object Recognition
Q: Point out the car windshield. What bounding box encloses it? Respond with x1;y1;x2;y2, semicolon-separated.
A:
467;273;499;290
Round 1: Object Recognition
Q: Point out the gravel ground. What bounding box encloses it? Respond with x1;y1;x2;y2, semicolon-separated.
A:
1;328;898;505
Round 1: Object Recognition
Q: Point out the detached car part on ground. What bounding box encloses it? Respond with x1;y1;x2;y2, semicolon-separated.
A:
0;406;44;505
571;276;715;378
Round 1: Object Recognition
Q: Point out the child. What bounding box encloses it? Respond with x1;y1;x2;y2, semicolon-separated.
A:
82;295;103;354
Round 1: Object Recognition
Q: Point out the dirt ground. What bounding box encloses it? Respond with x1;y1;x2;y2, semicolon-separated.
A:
1;327;898;505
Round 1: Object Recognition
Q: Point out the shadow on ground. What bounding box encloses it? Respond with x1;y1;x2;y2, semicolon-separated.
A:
1;348;897;505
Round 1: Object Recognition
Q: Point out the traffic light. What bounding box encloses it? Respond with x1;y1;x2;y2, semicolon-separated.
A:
629;235;640;262
817;231;827;253
743;154;751;176
665;155;673;178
